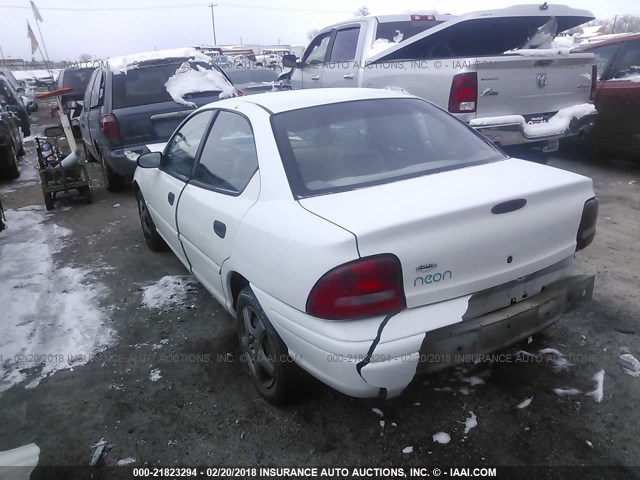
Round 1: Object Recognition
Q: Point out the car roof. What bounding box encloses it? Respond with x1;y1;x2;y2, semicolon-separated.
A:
210;88;413;114
574;32;640;51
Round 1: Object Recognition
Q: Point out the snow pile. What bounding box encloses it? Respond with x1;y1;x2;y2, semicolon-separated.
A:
517;397;533;409
164;63;235;108
432;432;451;444
463;412;477;434
553;387;581;397
117;457;136;466
505;47;572;57
619;353;640;377
402;446;413;454
0;208;113;393
108;47;211;75
470;103;597;139
149;369;162;382
587;370;605;403
141;275;196;309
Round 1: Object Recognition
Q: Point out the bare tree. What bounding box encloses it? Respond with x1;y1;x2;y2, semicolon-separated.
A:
78;53;92;62
570;14;640;35
355;6;370;17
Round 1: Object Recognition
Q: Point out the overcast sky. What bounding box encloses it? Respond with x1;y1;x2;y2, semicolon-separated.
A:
1;0;639;62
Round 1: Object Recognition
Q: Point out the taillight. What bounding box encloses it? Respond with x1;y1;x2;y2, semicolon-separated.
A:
590;65;597;101
576;197;598;251
448;72;477;113
99;113;120;143
306;255;405;320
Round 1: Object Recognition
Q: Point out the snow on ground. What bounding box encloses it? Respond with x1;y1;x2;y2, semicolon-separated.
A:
141;275;196;310
464;412;477;434
149;369;162;382
619;353;640;377
117;457;136;466
517;397;533;409
371;408;384;417
402;446;413;454
587;370;605;403
554;387;581;397
433;432;451;444
469;103;596;139
107;47;211;74
0;208;113;393
164;63;235;108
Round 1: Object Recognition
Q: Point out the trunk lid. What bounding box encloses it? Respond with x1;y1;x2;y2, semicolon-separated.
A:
367;4;593;63
299;159;593;308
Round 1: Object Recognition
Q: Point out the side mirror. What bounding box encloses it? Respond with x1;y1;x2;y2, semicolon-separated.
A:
137;152;161;169
282;54;299;68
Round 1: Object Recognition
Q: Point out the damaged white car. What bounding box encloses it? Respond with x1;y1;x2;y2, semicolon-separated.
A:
133;89;598;404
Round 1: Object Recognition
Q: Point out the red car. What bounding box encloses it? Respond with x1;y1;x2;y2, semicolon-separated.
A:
574;33;640;155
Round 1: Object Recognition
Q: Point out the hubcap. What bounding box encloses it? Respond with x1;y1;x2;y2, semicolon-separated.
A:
138;197;152;239
240;306;276;389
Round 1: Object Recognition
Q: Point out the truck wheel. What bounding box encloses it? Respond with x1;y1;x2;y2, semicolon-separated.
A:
101;156;125;192
44;192;54;211
236;287;296;405
135;190;167;251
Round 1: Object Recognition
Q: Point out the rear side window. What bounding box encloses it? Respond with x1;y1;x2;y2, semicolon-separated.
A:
375;19;442;43
609;40;640;81
330;28;360;62
89;72;102;109
194;111;258;194
271;98;504;198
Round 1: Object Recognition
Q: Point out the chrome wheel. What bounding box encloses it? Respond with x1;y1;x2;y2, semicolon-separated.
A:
239;305;276;389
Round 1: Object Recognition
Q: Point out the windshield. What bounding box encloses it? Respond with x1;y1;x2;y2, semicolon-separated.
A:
271;98;505;198
61;68;94;93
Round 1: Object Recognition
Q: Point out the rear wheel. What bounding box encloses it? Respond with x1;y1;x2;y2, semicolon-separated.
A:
136;190;167;251
101;155;125;192
236;287;296;405
3;146;20;179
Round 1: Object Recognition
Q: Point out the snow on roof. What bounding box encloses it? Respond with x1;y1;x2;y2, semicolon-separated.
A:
164;63;235;108
107;47;211;74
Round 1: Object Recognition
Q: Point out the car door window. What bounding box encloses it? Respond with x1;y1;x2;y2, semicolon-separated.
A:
329;27;360;62
609;40;640;81
83;72;95;108
590;43;621;81
162;111;214;179
89;72;102;109
193;111;258;194
303;31;333;65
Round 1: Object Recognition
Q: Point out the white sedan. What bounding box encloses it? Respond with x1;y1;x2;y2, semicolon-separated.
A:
133;88;598;404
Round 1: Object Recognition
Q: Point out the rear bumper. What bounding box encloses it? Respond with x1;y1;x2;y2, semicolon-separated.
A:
417;274;594;373
472;111;598;147
253;271;595;399
103;142;166;177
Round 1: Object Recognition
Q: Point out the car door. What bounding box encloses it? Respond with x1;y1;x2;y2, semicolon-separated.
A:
594;39;640;150
319;25;362;88
144;110;214;267
290;30;333;89
177;110;260;304
80;70;101;157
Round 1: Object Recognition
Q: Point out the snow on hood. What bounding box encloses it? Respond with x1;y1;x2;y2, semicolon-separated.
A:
108;47;211;75
164;63;235;108
0;208;114;393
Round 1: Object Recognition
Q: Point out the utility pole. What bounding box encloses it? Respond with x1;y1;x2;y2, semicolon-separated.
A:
612;15;618;34
209;4;218;46
0;46;5;68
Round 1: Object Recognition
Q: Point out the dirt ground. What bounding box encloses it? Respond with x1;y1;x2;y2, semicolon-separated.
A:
0;102;639;479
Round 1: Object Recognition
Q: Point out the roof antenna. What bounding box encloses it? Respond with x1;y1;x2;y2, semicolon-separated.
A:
540;2;549;10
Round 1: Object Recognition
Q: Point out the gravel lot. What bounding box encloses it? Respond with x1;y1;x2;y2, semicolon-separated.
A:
0;104;639;479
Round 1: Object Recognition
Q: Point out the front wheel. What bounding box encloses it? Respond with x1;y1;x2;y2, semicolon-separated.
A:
236;287;297;405
136;190;167;251
44;192;54;211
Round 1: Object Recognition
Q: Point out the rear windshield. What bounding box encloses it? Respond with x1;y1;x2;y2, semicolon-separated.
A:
375;20;444;43
61;68;94;93
271;98;504;198
225;69;277;84
112;61;223;109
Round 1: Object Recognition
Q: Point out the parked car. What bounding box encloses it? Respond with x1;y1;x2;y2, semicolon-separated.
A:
0;103;23;179
281;5;599;162
223;68;282;95
0;76;30;137
57;67;94;135
79;48;237;191
573;33;640;156
0;70;38;112
133;88;598;404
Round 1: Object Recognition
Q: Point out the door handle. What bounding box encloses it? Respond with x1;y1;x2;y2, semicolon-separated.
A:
168;192;175;206
213;220;226;238
343;74;355;79
310;75;320;81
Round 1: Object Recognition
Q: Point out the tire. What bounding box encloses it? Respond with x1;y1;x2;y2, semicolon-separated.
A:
32;102;38;112
136;190;167;251
3;146;20;179
18;140;25;156
44;192;54;211
101;155;125;192
236;287;296;405
80;186;93;204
